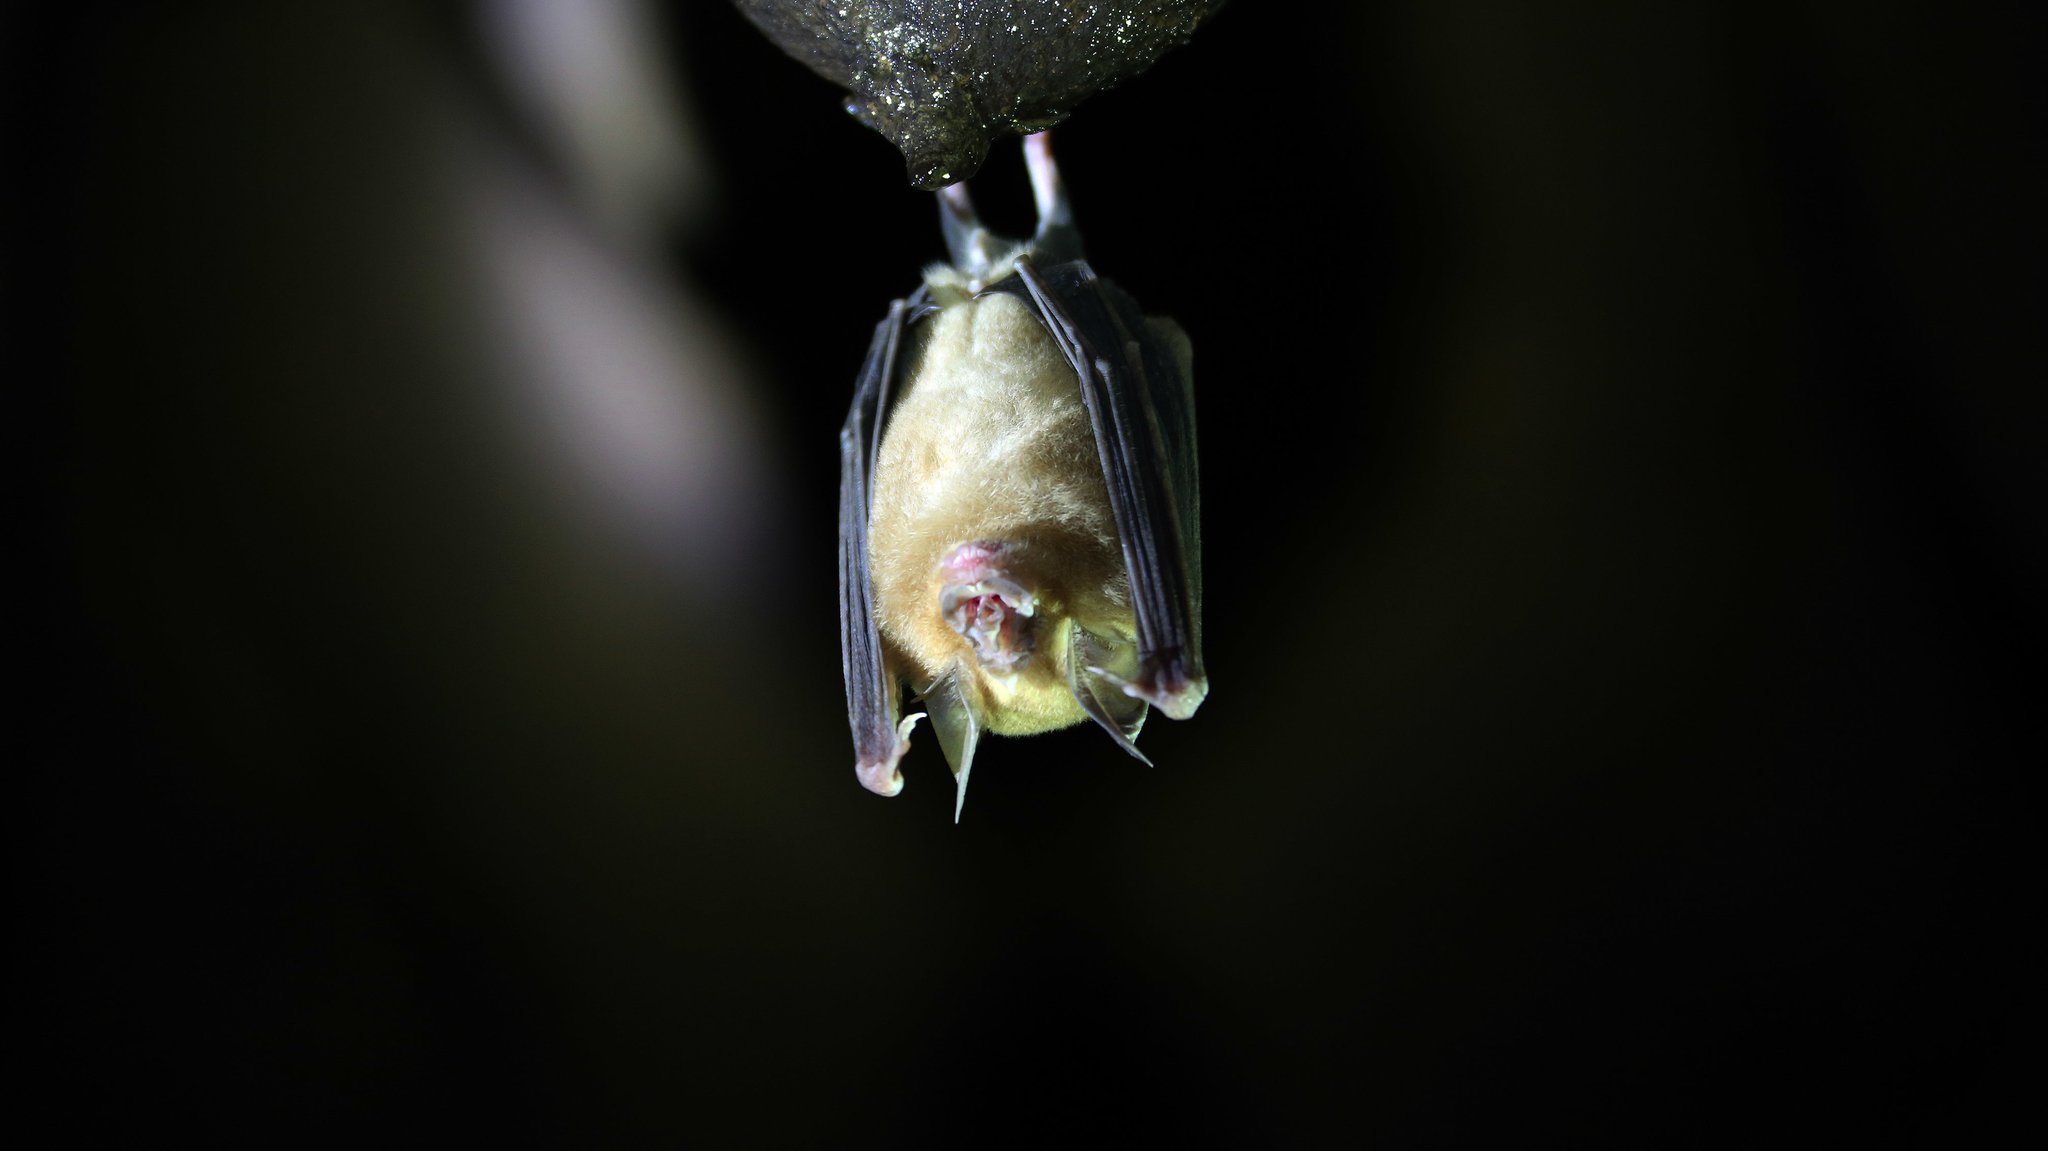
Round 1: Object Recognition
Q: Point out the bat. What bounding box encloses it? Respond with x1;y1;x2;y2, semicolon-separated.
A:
839;132;1205;819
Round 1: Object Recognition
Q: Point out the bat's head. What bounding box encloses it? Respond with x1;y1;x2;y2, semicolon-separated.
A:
902;535;1155;820
925;539;1129;716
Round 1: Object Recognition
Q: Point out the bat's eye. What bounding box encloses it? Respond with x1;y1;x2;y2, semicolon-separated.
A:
939;542;1036;672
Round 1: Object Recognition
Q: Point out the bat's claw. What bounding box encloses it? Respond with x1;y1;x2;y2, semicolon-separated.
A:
1149;675;1208;721
856;712;924;797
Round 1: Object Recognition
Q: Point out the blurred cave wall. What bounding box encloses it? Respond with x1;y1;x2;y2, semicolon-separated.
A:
14;1;2043;1143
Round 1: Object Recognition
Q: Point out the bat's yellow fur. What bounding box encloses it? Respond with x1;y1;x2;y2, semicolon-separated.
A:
868;272;1134;736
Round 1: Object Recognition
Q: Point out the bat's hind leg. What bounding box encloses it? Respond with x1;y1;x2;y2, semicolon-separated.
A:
1023;131;1084;263
939;182;1005;284
940;132;1086;281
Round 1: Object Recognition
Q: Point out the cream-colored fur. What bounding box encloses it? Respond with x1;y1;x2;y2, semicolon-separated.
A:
869;287;1132;735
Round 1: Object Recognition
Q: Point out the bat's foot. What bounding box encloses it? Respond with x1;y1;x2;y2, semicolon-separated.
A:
936;132;1084;282
939;541;1036;671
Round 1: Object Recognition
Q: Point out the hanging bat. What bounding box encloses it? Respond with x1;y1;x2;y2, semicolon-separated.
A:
839;132;1205;819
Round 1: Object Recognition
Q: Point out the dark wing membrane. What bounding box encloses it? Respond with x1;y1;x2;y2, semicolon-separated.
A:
1114;273;1202;656
1014;257;1207;719
839;297;913;795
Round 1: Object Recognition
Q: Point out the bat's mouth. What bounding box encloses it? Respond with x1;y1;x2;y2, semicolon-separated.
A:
940;542;1035;672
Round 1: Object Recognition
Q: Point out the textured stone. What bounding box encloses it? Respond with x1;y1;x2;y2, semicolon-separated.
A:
735;0;1224;187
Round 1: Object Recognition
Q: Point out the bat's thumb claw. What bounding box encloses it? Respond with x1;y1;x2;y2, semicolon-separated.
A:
1102;665;1208;722
855;758;904;797
1150;676;1208;721
856;713;924;797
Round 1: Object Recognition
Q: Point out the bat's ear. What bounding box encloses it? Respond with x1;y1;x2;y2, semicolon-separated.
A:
922;670;983;823
1067;623;1152;766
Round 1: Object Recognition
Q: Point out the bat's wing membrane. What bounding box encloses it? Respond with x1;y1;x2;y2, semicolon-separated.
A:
1014;257;1208;724
839;297;921;796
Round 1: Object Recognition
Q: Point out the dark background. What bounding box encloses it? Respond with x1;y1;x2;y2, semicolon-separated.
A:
13;1;2043;1144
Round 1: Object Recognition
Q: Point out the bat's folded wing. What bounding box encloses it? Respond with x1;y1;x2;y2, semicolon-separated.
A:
839;298;919;796
1015;257;1207;721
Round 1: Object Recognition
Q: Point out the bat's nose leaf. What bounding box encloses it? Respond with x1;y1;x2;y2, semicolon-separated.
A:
1067;622;1151;765
923;674;982;823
